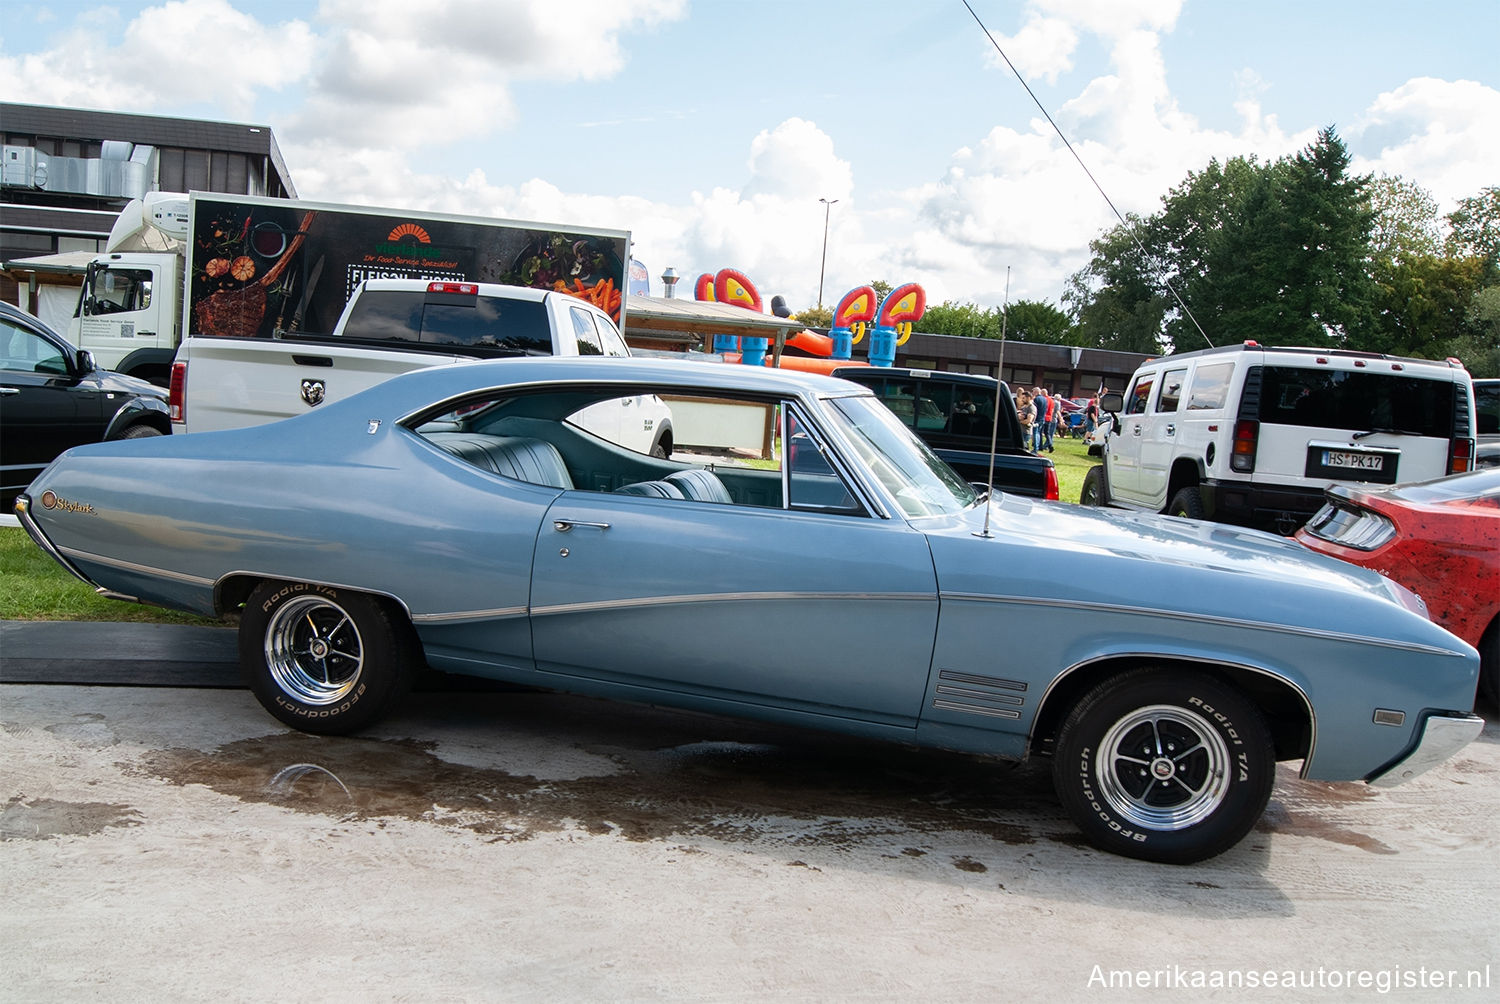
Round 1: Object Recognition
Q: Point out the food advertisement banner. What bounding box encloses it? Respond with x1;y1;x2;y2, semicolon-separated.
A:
187;194;629;338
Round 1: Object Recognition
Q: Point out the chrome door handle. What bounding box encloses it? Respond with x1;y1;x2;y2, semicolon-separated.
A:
0;388;17;396
553;519;611;532
1165;424;1176;436
1132;425;1142;436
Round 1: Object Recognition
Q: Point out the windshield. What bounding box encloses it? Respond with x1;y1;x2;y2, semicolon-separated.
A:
824;394;977;517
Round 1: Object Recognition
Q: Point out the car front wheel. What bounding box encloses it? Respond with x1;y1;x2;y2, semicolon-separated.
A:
1053;669;1274;864
241;580;413;735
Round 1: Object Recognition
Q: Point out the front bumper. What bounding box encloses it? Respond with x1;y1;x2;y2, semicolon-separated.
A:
1368;712;1487;787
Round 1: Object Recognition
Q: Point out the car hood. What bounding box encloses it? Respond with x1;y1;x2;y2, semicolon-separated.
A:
918;493;1457;650
96;367;167;399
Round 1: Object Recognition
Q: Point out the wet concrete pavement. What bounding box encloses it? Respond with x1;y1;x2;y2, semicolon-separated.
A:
3;662;1498;1000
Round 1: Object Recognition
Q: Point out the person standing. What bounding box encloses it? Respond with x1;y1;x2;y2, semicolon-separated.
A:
1031;386;1048;452
1040;387;1058;452
1016;390;1036;452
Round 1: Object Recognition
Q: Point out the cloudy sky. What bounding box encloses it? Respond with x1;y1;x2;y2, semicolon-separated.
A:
3;0;1497;311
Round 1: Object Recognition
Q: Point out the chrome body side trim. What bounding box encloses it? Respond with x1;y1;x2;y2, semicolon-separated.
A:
411;606;529;624
59;546;216;587
944;592;1467;659
531;590;933;618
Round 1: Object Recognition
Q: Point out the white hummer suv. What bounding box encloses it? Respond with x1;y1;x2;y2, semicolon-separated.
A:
1082;342;1478;534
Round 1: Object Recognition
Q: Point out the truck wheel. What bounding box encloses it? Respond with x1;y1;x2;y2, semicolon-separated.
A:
119;425;164;440
1052;669;1274;864
1080;465;1108;506
241;580;413;735
1168;486;1205;520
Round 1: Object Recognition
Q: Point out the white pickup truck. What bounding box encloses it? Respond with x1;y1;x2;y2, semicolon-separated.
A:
170;278;674;456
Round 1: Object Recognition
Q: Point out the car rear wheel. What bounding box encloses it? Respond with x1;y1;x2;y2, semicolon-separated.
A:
1479;618;1499;707
1052;668;1274;864
1168;485;1205;520
241;580;413;735
120;424;164;439
1080;465;1108;506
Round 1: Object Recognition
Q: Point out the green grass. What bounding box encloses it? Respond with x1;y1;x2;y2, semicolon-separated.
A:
0;527;220;624
1043;432;1103;505
3;439;1102;624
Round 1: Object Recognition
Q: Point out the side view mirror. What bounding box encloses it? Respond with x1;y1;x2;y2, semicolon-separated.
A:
75;349;98;375
1099;391;1123;413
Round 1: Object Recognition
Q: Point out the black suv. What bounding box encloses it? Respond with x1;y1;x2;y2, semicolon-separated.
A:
1;301;169;507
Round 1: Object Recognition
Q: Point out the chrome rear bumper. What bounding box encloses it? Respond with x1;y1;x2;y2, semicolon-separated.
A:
1369;712;1487;787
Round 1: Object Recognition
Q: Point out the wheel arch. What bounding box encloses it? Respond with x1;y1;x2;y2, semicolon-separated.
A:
1165;457;1205;505
215;572;420;641
1029;654;1313;763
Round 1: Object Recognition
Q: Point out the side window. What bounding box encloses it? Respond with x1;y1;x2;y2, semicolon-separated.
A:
593;314;631;357
87;267;153;315
1186;362;1234;410
1154;368;1188;413
786;408;861;514
570;306;603;355
1124;374;1156;415
411;387;865;514
0;321;67;374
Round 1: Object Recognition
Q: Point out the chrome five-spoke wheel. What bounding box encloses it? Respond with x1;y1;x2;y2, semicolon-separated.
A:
1095;704;1230;830
265;594;365;705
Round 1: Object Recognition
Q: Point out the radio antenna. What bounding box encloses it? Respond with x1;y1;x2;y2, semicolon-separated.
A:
975;266;1011;539
961;0;1213;348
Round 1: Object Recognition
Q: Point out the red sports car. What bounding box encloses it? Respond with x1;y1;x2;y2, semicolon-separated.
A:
1297;468;1500;705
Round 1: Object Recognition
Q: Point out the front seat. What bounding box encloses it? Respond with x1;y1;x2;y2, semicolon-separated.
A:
664;469;732;503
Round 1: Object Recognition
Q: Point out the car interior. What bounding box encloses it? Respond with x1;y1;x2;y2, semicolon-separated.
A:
404;385;864;515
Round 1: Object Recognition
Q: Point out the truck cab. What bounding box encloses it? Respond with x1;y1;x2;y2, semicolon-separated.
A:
70;192;190;386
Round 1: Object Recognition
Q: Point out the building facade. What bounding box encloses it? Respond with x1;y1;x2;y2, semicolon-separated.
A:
894;330;1149;399
1;102;296;314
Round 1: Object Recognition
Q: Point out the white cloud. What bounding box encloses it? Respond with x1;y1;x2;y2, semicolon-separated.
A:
740;118;853;201
1032;0;1184;37
985;13;1078;84
0;0;316;120
286;0;685;149
1349;77;1500;211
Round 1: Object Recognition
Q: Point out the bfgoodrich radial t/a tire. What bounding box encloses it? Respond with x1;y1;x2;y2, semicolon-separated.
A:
1053;668;1274;864
241;580;413;735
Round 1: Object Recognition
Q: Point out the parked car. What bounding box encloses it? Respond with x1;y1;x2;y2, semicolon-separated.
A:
16;356;1483;864
1297;467;1499;704
0;300;169;508
1474;378;1499;468
830;367;1058;499
1082;342;1477;534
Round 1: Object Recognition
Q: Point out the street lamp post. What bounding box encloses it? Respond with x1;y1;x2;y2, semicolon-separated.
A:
818;197;838;309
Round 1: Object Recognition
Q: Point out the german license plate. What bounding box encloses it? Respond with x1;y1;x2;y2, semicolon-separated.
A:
1322;450;1384;471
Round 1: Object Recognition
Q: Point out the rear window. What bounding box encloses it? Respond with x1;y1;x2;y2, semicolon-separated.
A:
342;290;552;353
1255;366;1456;437
1476;381;1499;436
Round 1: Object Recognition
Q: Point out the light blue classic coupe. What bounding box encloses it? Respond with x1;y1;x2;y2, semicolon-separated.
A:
16;357;1484;863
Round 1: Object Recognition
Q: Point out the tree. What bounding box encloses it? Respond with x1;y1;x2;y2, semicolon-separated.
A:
1064;127;1378;353
920;301;1004;339
1002;299;1073;343
1446;186;1500;262
1367;175;1442;265
792;305;832;327
1063;214;1171;354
